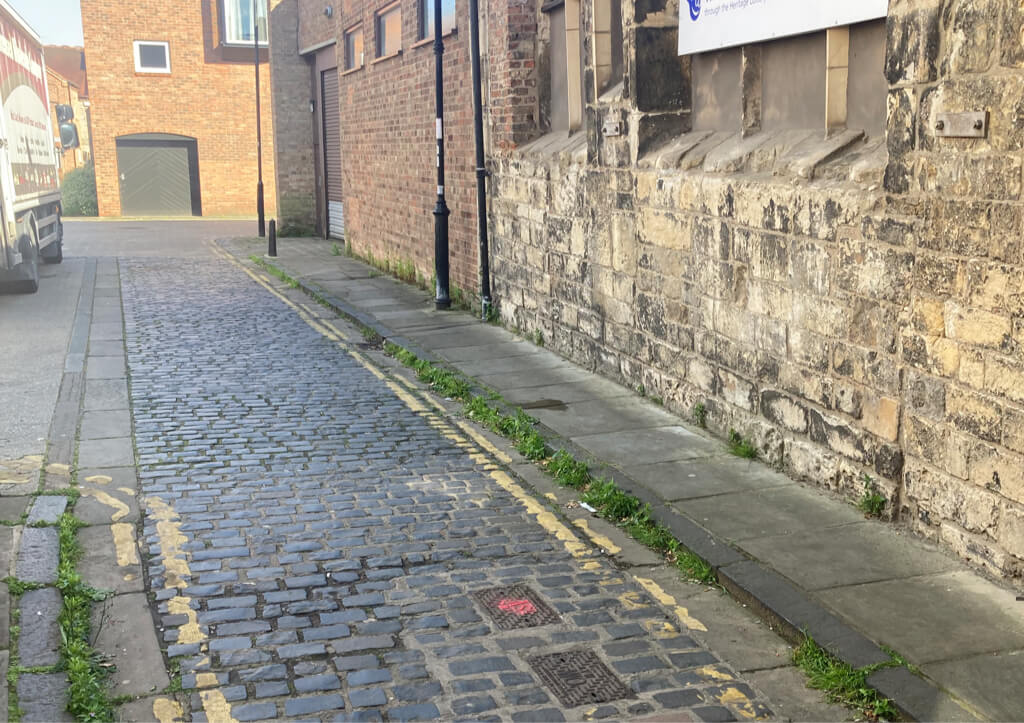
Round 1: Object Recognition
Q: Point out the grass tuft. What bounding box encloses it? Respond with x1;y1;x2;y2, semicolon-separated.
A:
547;450;590;489
56;513;115;722
793;635;901;721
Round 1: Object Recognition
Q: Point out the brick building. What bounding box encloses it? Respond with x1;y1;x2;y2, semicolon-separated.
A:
81;0;276;217
270;0;1024;584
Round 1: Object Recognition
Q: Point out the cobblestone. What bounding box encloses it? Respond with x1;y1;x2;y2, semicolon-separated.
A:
121;257;778;722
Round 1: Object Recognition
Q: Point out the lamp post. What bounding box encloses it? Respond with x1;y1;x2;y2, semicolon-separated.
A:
254;0;266;238
432;0;451;310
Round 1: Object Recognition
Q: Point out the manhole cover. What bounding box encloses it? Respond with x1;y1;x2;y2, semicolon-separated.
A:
472;584;560;630
527;649;632;707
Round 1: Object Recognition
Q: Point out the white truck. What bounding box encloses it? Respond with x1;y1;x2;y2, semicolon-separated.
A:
0;1;64;293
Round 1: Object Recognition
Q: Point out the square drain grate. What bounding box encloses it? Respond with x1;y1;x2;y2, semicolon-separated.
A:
527;649;633;708
471;584;560;630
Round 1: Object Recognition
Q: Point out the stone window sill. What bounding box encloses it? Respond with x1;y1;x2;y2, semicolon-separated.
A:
412;27;458;49
341;65;364;77
372;49;402;65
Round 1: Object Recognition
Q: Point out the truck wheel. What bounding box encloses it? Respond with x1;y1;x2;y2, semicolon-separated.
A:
15;232;39;293
41;240;62;264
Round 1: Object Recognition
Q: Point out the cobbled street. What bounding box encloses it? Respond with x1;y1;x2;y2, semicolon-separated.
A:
118;248;778;722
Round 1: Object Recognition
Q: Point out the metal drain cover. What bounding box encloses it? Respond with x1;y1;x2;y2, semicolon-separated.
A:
528;649;632;707
472;584;560;630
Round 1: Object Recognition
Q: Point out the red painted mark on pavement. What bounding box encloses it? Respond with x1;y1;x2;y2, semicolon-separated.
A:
497;598;537;616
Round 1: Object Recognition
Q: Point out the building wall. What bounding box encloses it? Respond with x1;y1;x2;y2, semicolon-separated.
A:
488;0;1024;583
328;0;481;294
81;0;276;217
273;0;1024;582
270;0;318;233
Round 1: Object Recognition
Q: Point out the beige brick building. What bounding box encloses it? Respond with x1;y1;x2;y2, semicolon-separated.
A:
81;0;276;217
270;0;1024;584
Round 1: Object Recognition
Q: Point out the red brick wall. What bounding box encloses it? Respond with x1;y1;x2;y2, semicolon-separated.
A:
335;0;479;294
82;0;276;217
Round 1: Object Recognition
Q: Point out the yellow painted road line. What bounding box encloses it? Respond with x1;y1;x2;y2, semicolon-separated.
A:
111;523;139;566
634;575;708;632
152;697;183;723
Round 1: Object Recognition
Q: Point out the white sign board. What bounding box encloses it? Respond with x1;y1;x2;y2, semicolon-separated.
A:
678;0;889;56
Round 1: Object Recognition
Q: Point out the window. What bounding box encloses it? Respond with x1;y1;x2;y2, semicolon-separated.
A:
542;0;583;132
419;0;456;41
133;41;170;73
593;0;623;96
344;25;364;70
222;0;269;46
376;3;402;58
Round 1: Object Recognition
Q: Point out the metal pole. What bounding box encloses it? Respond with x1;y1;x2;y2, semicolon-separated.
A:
432;0;451;310
268;219;277;256
254;0;266;238
468;0;490;318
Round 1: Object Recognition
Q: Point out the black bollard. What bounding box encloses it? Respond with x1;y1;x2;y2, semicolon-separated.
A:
268;219;277;257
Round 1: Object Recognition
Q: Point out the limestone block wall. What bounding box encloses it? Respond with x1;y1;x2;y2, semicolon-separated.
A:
488;0;1024;583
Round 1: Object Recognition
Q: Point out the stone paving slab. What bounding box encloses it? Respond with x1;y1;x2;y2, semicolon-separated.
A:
573;427;721;464
922;650;1024;722
76;483;141;526
85;355;127;380
88;340;125;356
0;650;8;718
0;496;31;522
78;524;144;594
0;582;9;648
739;522;960;591
818;570;1024;664
80;409;133;440
18;587;62;667
89;322;124;341
93;592;170;697
682;485;866;541
16;526;59;583
84;378;130;411
77;437;135;468
17;672;72;722
437;341;548;363
629;456;793;501
25;495;68;525
533;395;686;437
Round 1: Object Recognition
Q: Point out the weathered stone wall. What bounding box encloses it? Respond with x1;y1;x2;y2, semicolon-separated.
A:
884;0;1024;579
489;0;1024;583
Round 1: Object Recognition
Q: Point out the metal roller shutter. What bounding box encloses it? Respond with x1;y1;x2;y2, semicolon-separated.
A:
321;69;344;239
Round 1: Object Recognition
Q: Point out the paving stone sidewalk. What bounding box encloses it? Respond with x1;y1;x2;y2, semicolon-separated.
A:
116;254;793;722
220;236;1024;723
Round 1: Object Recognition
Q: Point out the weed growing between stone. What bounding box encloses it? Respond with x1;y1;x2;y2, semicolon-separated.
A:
250;255;299;288
693;402;707;428
57;512;114;722
858;474;887;518
728;429;758;459
793;635;901;721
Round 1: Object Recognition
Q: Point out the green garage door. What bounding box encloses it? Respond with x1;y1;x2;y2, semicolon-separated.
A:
116;134;201;216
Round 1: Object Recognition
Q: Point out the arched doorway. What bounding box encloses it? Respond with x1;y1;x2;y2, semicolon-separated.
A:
115;133;202;216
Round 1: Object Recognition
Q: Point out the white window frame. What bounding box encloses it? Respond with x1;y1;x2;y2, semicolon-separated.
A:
222;0;269;47
133;41;171;73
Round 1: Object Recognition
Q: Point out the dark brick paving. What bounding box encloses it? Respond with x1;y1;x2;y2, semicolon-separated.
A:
121;257;775;721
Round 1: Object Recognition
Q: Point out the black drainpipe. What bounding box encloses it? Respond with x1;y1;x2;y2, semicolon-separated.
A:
468;0;492;318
